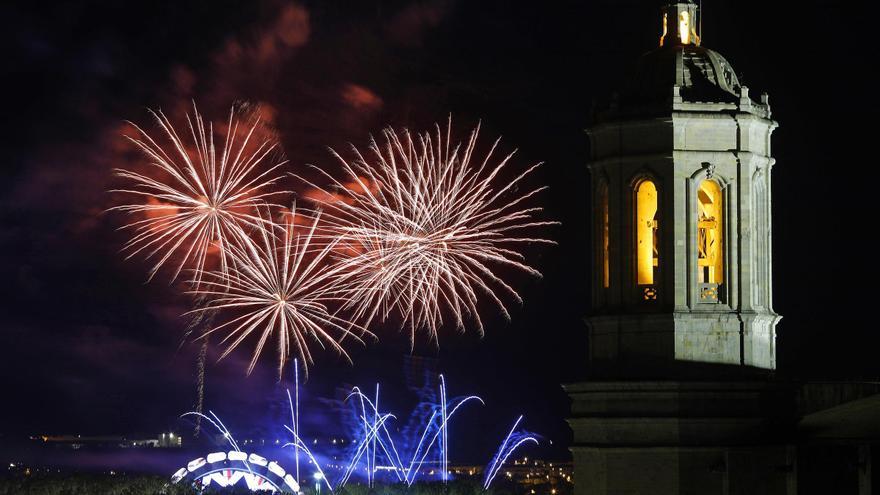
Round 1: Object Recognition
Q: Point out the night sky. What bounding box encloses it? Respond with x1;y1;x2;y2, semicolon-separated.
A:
1;0;875;465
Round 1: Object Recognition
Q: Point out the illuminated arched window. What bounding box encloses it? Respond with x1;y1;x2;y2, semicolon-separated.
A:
697;180;723;285
660;13;668;46
678;11;691;44
598;181;610;289
636;180;659;286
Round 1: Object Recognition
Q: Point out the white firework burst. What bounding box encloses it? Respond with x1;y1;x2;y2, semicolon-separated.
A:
111;103;287;285
191;206;373;377
300;119;557;346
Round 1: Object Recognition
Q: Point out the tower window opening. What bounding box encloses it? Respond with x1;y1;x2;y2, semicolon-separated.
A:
599;182;610;289
636;180;659;287
679;11;690;44
697;180;723;285
660;13;668;46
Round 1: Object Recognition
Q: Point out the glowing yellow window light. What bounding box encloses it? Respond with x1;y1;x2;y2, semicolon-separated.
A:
599;182;610;288
697;180;723;284
679;11;690;44
636;180;659;285
660;13;668;46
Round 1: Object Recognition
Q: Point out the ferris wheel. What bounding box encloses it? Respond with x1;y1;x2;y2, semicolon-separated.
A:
171;450;301;493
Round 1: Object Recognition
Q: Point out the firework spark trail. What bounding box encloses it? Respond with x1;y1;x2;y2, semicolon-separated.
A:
282;427;333;492
353;387;372;484
403;392;484;486
372;384;379;486
351;386;377;486
337;378;485;487
339;383;403;486
293;360;300;483
404;410;436;483
181;410;259;479
111;103;288;286
337;411;399;487
341;387;407;485
339;377;484;487
194;340;208;436
182;410;245;453
298;118;557;346
178;294;215;437
190;206;373;377
283;390;334;493
483;415;539;490
440;374;448;484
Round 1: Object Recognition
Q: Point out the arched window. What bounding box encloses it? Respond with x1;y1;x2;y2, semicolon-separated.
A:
679;11;691;44
598;181;610;289
660;13;668;46
697;180;723;285
636;179;659;288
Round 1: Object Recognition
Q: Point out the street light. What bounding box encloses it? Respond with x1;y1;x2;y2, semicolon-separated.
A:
313;472;323;495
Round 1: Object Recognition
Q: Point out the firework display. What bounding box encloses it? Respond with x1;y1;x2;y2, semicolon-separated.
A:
483;415;539;490
111;104;287;285
301;119;557;346
113;108;554;375
173;363;538;492
190;206;372;377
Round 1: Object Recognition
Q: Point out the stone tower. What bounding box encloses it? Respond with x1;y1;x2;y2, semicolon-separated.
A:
586;0;780;375
566;3;797;494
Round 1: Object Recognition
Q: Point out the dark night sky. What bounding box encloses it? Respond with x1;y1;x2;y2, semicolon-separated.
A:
0;0;875;465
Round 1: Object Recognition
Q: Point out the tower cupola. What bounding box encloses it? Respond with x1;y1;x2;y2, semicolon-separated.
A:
585;0;780;373
567;5;794;495
660;1;700;46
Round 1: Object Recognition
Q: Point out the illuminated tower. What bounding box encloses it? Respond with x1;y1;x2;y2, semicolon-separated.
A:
566;3;796;494
586;0;779;373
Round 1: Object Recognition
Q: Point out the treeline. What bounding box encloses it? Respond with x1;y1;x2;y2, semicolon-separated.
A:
0;475;518;495
337;480;507;495
0;474;196;495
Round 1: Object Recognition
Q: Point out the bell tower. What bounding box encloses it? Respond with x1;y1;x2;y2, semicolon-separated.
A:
566;4;880;494
586;0;780;374
567;3;794;494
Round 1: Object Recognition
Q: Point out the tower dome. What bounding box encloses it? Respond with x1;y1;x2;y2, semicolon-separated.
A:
626;44;741;105
568;2;787;494
603;1;769;119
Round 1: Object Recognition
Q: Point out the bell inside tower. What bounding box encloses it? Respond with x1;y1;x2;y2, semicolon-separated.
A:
697;180;723;286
